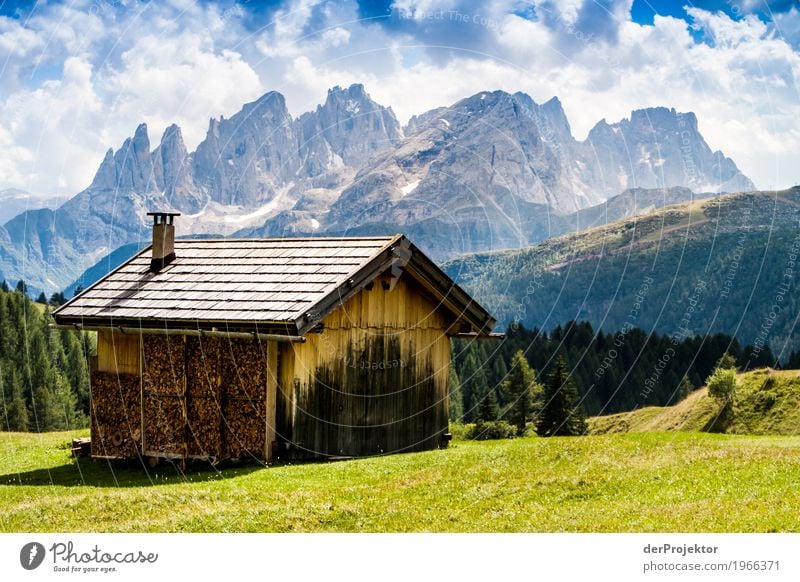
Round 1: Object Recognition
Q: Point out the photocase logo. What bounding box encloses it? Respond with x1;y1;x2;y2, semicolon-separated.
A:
20;542;46;570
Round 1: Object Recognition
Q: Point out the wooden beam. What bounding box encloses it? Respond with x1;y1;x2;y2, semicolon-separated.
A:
265;341;278;463
451;332;506;340
51;323;305;344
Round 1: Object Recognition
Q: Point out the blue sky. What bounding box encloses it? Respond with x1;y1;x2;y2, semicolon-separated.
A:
0;0;798;196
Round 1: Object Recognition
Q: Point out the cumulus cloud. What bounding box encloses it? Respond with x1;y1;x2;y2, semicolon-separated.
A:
0;1;265;195
772;6;800;48
0;0;798;197
101;31;263;150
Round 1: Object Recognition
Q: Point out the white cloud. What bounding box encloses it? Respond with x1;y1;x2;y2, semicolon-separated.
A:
0;0;799;198
102;32;263;150
773;7;800;48
0;1;264;195
0;16;44;57
0;56;105;194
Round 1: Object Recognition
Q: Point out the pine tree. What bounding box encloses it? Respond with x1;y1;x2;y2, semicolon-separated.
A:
0;285;90;432
49;292;67;306
36;292;47;304
460;351;487;422
501;350;540;431
3;367;29;431
50;373;83;430
30;386;57;432
63;331;90;415
448;365;464;422
477;388;499;422
536;357;587;437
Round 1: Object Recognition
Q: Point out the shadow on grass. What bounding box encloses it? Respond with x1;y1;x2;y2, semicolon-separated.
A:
0;457;264;488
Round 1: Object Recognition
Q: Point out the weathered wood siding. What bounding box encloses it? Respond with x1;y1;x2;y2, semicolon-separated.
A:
277;273;453;458
97;331;140;375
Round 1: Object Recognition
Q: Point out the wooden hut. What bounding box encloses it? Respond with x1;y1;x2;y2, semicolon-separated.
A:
53;212;498;464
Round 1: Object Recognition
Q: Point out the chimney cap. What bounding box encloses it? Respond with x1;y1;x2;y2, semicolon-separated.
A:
147;211;181;225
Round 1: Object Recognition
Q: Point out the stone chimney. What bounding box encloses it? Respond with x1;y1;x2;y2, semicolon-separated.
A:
147;212;180;272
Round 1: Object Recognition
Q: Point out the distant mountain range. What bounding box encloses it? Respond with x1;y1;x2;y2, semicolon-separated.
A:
0;189;68;224
445;187;800;358
0;84;753;293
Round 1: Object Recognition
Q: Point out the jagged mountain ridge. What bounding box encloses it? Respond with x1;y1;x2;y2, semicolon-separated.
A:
0;84;753;293
249;91;753;259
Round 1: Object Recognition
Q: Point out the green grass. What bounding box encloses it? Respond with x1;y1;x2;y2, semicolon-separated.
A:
2;430;800;532
589;368;800;436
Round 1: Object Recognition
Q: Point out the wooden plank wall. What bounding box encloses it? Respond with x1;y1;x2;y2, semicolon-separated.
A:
277;273;452;458
97;331;140;375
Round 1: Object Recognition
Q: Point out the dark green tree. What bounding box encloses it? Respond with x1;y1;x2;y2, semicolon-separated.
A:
501;350;540;431
49;292;67;306
477;388;499;422
3;368;29;431
448;365;464;422
0;286;90;432
536;357;587;437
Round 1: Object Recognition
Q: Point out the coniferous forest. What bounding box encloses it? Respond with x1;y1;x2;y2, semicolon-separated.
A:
451;320;778;422
0;281;91;432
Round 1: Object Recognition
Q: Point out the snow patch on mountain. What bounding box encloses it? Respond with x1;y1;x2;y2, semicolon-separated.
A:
401;180;420;196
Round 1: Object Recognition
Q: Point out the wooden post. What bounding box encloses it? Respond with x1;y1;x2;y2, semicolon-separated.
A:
265;341;278;462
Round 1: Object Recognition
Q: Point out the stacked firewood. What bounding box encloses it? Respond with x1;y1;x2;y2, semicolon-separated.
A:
133;335;272;461
142;336;186;456
186;337;223;459
90;372;141;458
221;339;268;459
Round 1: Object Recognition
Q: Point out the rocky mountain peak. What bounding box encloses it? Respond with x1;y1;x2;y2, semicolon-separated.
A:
152;124;203;212
132;123;150;153
296;82;401;173
87;124;156;193
240;91;289;118
585;107;754;197
539;96;572;137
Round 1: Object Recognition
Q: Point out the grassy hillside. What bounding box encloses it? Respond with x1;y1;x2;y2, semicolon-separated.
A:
590;368;800;436
445;187;800;357
2;430;800;532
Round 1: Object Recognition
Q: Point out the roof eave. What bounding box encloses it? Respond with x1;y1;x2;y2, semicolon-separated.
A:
52;314;303;336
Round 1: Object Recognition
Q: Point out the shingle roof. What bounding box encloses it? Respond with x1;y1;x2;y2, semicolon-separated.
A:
53;235;496;336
